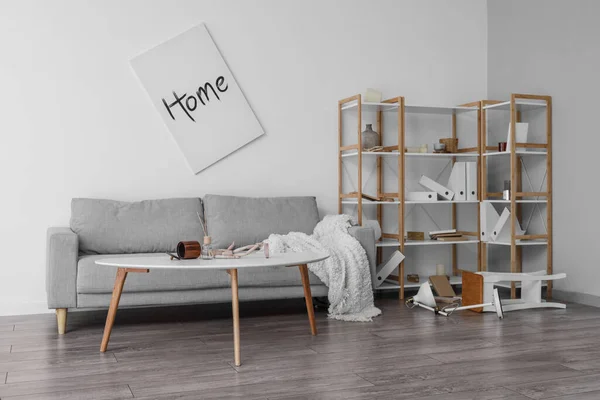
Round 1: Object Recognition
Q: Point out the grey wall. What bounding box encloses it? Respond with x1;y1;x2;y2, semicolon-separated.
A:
488;0;600;301
0;0;487;315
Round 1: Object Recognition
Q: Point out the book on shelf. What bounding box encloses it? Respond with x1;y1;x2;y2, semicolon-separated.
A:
436;236;468;242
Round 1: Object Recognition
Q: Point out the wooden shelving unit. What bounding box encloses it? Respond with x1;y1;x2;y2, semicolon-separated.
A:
338;95;481;300
480;94;553;299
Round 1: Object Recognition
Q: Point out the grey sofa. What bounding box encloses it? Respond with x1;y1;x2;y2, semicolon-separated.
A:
46;195;376;334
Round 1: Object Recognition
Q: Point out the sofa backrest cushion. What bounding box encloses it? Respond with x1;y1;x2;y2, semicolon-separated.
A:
71;198;204;254
203;195;320;249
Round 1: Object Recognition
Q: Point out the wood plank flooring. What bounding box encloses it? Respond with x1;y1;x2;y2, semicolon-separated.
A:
0;293;598;399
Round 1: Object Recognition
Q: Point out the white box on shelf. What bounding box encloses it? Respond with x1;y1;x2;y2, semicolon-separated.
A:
507;122;529;151
480;202;500;242
490;207;525;242
447;162;466;201
466;162;477;201
419;175;455;201
406;191;437;202
374;250;405;288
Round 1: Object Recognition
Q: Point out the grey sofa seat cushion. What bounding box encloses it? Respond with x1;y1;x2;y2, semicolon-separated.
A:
71;198;204;254
204;194;320;249
77;254;324;294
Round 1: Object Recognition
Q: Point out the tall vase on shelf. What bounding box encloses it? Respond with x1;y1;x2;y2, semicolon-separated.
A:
361;124;379;150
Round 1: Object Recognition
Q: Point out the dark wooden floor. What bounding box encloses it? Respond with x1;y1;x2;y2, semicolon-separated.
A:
0;293;599;399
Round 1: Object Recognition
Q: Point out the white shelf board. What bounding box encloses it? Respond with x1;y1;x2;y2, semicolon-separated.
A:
341;151;479;158
405;200;479;204
483;100;547;111
406;152;479;158
341;101;398;112
376;238;479;247
484;199;547;204
342;200;478;205
376;282;402;290
340;101;477;114
486;240;548;246
405;104;477;115
483;151;547;157
342;200;401;205
406;239;479;246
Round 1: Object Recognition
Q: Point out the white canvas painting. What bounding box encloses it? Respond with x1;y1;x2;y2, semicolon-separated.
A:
131;23;264;173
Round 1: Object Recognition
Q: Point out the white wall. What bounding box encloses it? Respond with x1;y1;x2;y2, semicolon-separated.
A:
487;0;600;302
0;0;487;315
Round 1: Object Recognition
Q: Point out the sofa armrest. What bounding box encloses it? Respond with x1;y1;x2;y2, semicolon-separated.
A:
46;227;79;309
348;226;376;286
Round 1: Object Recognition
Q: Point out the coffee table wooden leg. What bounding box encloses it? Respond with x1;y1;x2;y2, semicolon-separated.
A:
229;268;241;367
100;267;148;353
298;264;317;336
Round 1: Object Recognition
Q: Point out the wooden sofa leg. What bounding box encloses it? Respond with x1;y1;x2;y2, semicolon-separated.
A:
56;308;67;334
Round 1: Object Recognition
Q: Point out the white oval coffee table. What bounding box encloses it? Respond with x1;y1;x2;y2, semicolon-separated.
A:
95;251;329;366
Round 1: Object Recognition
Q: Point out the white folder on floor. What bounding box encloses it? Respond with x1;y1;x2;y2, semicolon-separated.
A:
480;202;500;242
466;162;478;201
447;162;466;201
374;250;405;288
491;207;525;242
419;175;455;201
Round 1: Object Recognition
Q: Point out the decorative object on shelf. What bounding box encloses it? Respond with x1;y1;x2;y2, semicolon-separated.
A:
374;250;405;288
361;124;380;150
433;143;446;153
364;88;382;103
503;180;511;201
439;138;458;153
406;191;437;202
406;281;504;319
176;241;202;259
419;175;455;200
507;122;529;151
406;231;425;241
407;274;419;283
405;144;428;153
498;141;507;152
347;192;396;202
130;23;264;174
461;270;566;313
436;264;445;276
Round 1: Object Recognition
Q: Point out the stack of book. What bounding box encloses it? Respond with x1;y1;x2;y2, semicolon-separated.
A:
428;229;467;242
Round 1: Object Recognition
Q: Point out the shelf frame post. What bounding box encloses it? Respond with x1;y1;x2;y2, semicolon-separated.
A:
398;96;405;300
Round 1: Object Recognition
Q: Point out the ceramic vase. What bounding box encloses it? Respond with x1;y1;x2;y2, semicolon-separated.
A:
361;124;379;150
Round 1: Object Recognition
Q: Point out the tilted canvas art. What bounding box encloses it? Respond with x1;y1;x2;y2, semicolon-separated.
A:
131;23;264;173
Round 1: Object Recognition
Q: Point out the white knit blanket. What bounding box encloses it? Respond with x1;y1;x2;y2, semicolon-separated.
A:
266;214;381;322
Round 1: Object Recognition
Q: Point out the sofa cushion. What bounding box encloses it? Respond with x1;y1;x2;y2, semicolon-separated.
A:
203;195;320;249
77;254;324;294
71;198;204;255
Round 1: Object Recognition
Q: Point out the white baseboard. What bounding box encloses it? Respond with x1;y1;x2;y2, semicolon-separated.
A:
553;290;600;308
0;300;51;317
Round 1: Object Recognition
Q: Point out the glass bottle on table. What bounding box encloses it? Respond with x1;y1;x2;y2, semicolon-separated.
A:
201;236;214;260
